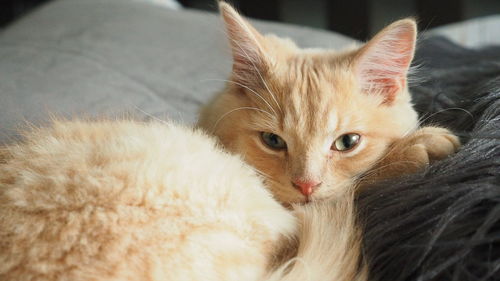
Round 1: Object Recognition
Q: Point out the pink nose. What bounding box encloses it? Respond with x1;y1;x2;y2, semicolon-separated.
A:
292;179;322;196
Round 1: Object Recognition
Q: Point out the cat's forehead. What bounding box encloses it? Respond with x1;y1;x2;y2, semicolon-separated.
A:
274;53;351;100
281;103;338;138
273;57;345;134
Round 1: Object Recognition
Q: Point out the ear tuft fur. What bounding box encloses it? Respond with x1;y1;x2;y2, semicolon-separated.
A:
355;19;417;104
219;1;269;83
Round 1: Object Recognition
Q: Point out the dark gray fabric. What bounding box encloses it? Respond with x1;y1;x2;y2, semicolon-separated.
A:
359;37;500;281
0;0;355;143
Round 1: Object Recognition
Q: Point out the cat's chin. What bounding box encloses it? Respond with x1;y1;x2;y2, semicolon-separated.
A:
282;195;329;208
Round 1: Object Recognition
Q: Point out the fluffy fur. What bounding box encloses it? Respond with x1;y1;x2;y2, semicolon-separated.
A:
359;37;500;281
0;121;294;280
198;3;459;204
0;120;367;281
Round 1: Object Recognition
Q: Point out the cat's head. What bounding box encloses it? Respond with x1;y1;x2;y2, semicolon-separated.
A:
199;2;419;204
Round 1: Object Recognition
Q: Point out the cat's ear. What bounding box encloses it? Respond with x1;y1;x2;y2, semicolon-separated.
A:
354;19;417;104
219;2;269;82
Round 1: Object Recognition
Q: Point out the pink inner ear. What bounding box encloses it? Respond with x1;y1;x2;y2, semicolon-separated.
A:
356;22;415;104
368;77;403;104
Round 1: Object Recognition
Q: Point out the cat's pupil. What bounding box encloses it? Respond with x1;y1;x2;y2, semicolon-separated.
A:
342;135;354;148
270;135;279;145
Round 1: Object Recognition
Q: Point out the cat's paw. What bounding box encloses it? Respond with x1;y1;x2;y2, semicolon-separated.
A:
402;126;461;167
359;126;460;187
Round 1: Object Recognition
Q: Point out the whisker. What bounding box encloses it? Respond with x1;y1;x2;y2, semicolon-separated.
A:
363;119;460;181
402;122;420;138
211;107;274;133
231;39;283;114
199;78;278;117
132;106;169;125
363;135;420;173
356;159;424;183
322;179;353;196
418;107;474;126
253;168;273;179
247;116;278;131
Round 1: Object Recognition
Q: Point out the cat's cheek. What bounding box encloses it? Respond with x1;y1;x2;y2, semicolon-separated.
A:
309;176;353;201
241;137;285;175
331;139;383;178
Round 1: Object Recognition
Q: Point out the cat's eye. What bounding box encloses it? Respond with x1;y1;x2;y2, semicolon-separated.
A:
261;132;287;150
332;133;360;152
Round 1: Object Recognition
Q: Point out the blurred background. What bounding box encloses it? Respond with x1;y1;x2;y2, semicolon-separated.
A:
2;0;500;40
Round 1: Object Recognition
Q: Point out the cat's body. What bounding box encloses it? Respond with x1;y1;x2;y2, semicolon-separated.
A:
0;120;365;281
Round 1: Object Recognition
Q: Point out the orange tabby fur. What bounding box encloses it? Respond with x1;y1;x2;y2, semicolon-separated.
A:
0;120;294;281
199;3;460;204
0;120;366;281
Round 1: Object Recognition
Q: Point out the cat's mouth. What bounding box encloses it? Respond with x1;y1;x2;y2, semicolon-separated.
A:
296;198;311;205
287;195;314;206
286;197;329;209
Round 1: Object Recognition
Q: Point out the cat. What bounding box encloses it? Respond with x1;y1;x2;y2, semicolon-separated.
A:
0;3;461;281
0;120;366;281
198;2;461;204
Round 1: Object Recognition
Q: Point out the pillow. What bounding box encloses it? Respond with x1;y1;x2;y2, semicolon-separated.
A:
0;0;354;143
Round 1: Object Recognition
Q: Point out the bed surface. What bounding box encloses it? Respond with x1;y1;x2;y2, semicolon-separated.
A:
0;0;355;142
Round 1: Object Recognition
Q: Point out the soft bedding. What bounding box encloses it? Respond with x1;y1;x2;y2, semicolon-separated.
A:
0;0;354;143
359;37;500;281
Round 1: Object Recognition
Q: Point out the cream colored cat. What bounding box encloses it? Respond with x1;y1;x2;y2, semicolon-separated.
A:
0;3;460;281
199;3;460;204
0;120;366;281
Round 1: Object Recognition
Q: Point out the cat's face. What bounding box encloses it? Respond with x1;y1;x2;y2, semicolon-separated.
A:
198;3;419;204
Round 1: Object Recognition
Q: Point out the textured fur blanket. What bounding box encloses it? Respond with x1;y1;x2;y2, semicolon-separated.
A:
359;37;500;281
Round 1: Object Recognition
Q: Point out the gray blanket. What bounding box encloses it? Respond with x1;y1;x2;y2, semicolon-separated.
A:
0;0;354;143
360;37;500;281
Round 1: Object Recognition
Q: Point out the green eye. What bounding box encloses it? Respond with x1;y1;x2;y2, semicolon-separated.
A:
261;132;287;150
332;133;360;151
